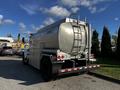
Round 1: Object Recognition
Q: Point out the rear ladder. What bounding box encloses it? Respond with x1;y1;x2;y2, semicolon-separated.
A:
71;24;83;55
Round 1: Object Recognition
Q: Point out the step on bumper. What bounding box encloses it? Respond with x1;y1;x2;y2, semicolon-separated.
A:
58;64;100;75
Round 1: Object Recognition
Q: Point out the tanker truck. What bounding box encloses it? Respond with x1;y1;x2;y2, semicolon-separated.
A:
22;18;100;81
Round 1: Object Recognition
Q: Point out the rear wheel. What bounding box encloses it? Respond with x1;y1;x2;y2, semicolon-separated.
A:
40;57;52;81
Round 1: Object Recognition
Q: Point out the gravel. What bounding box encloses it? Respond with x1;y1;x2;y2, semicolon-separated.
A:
0;56;119;90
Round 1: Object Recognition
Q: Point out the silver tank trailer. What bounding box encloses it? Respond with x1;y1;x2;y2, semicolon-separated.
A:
32;18;89;56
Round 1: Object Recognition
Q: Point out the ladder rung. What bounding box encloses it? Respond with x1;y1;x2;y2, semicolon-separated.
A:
74;39;82;41
73;46;81;48
71;51;77;53
74;32;82;34
73;25;79;27
71;51;80;54
80;45;85;47
73;44;85;47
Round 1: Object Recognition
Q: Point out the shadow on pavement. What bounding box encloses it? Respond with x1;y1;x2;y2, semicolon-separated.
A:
55;72;86;81
0;58;44;86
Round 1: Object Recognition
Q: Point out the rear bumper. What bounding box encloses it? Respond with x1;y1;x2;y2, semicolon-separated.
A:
58;64;100;75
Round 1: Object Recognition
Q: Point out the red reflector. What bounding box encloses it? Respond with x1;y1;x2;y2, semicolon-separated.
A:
61;55;64;59
57;55;64;60
57;56;60;59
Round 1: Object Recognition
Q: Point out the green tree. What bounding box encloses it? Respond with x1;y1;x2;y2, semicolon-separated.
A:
116;27;120;58
101;26;112;57
22;37;25;43
91;30;100;57
17;33;20;42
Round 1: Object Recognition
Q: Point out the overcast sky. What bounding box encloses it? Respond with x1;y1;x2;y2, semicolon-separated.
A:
0;0;120;38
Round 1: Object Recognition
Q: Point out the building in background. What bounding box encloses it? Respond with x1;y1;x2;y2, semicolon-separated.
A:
0;37;14;47
0;36;29;50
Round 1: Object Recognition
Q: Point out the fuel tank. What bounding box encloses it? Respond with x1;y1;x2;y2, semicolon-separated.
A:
31;18;89;55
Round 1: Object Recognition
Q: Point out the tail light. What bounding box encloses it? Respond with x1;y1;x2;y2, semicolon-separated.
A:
57;55;64;60
57;55;61;59
61;55;64;59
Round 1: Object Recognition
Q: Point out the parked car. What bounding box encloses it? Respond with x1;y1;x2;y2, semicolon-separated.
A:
0;48;3;55
1;46;15;56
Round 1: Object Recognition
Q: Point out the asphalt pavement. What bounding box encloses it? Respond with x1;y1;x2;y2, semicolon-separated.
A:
0;56;119;90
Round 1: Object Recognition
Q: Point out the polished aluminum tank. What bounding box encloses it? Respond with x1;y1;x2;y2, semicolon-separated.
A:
32;18;89;56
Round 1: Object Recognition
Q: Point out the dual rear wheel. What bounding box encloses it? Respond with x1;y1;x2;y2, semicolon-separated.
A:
40;57;53;81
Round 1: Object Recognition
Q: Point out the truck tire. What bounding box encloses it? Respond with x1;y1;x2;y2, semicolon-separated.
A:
22;52;29;64
40;57;52;81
